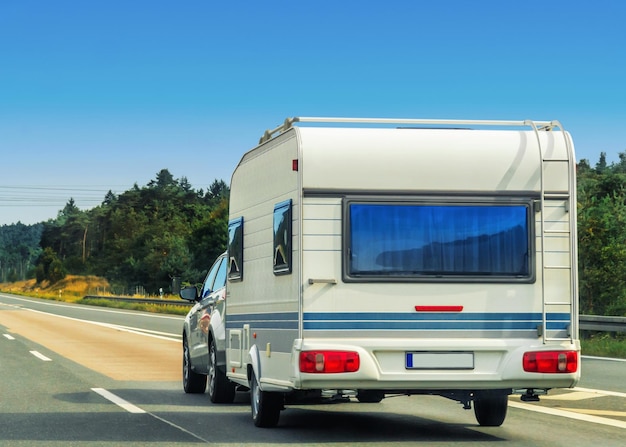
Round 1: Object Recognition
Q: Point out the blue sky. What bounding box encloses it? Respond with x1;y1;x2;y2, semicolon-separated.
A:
1;0;625;225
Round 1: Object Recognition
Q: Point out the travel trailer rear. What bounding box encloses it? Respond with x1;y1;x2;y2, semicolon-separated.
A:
222;117;579;427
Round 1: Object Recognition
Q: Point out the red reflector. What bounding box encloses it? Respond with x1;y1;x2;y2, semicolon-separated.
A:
292;159;299;171
299;351;360;373
415;306;463;312
523;351;578;373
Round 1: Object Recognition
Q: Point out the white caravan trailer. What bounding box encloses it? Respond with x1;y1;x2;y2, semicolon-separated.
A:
223;117;579;428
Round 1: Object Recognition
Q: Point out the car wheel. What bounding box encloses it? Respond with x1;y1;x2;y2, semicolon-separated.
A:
473;394;508;426
250;369;282;427
356;390;384;403
183;335;207;394
208;337;236;403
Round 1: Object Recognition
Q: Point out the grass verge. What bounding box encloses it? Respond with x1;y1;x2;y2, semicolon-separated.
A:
76;297;189;316
581;332;626;359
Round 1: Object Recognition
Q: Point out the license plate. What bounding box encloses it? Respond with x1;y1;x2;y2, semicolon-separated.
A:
405;351;474;370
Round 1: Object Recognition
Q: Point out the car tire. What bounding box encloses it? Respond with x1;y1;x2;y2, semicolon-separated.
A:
250;369;282;427
473;393;508;427
183;335;207;394
208;337;236;403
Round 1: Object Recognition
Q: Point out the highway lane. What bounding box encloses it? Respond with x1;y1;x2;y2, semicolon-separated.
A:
1;293;625;446
0;330;201;446
0;292;184;340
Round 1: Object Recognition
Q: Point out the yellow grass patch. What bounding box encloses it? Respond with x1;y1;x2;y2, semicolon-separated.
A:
0;275;111;302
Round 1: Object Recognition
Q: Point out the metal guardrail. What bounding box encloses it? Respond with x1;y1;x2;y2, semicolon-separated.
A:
580;315;626;333
82;295;192;306
82;296;625;332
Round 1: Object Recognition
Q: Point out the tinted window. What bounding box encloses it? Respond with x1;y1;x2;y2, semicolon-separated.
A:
228;217;243;281
213;256;227;289
201;256;225;298
273;200;292;275
345;200;532;282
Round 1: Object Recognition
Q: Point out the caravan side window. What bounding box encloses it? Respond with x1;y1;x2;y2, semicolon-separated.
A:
344;198;534;283
273;200;292;275
228;217;244;281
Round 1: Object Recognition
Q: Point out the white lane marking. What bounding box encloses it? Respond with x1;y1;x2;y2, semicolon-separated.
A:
0;294;184;321
90;388;209;441
539;391;603;401
30;351;52;361
573;386;626;399
582;355;626;363
3;333;15;340
509;401;626;430
24;308;180;342
562;408;626;418
91;388;146;414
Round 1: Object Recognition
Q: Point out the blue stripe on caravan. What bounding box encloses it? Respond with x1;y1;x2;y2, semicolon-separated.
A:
546;313;572;330
304;312;542;321
304;321;541;330
226;312;299;330
224;312;570;331
302;312;571;331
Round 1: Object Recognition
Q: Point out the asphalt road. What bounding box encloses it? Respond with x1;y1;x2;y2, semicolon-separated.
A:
1;292;625;446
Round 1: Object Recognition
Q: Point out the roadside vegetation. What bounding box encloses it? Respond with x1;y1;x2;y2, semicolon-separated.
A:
1;169;228;295
0;275;189;316
580;333;626;359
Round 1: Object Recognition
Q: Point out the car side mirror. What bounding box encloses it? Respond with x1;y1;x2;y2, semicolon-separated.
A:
179;285;200;302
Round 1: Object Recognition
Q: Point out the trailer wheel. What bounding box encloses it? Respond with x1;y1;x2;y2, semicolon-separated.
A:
250;369;282;427
183;336;206;394
208;337;236;403
356;390;384;403
473;394;508;427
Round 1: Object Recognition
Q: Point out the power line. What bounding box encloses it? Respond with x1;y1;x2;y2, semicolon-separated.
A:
0;185;128;208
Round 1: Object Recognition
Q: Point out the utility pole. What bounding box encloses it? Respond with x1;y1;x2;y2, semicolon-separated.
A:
82;224;88;263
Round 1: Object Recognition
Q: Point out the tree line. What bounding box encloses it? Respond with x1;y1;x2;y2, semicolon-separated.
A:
1;169;228;294
577;152;626;316
1;157;626;316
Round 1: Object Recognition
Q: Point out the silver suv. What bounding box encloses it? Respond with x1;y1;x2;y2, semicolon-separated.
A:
180;252;236;403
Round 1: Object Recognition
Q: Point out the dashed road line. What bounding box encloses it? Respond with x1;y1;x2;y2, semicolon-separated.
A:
3;333;15;340
91;388;146;414
30;350;52;361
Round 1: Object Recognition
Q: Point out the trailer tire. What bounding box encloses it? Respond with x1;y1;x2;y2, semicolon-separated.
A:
183;336;207;394
208;337;236;403
250;369;282;427
473;394;508;427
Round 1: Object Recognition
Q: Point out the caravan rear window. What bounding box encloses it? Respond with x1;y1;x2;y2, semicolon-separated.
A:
344;199;533;283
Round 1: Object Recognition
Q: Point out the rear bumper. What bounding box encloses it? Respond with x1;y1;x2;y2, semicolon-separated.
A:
292;337;581;391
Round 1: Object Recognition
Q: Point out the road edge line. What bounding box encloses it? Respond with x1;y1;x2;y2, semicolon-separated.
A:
509;400;626;429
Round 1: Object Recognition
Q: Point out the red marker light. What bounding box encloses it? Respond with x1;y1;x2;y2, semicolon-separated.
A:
299;351;360;373
523;351;578;373
415;306;463;312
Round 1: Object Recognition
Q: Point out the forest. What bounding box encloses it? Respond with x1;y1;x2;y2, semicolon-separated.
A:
1;155;626;317
0;169;228;295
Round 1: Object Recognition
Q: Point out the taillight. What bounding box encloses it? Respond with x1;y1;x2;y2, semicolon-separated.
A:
523;351;578;373
299;351;360;373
